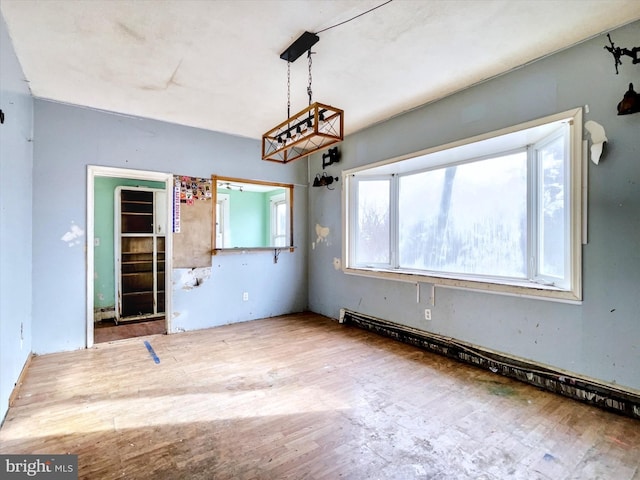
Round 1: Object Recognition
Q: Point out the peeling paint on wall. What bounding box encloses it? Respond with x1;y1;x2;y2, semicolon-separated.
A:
333;257;342;270
585;120;607;165
312;223;331;249
61;222;84;247
176;267;211;290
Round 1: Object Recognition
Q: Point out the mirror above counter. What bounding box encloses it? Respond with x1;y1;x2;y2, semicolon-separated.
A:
211;175;294;254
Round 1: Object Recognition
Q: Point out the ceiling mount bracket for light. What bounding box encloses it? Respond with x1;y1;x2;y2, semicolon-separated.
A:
280;31;319;62
262;31;343;164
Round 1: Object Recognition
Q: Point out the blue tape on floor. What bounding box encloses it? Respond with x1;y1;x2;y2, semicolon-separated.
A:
144;340;160;364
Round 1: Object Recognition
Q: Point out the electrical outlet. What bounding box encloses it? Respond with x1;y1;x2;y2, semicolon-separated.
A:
243;292;249;301
424;309;432;321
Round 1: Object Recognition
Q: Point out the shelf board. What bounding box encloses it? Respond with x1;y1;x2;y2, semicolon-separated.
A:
121;234;161;237
123;290;165;296
116;313;164;323
122;253;165;265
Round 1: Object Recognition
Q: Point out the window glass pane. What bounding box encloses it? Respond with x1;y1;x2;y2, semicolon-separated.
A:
355;179;390;264
274;201;287;246
399;152;527;277
538;135;565;279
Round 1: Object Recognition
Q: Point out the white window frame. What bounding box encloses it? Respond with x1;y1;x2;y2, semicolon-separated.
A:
216;193;230;248
270;192;287;247
529;127;571;288
349;174;395;268
343;108;584;302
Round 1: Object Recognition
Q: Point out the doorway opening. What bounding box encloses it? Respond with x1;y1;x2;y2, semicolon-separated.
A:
87;166;174;347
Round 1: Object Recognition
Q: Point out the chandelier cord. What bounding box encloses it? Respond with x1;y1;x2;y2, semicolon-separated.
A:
314;0;393;35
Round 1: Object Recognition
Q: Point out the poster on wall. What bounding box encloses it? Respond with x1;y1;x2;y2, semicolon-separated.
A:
178;176;213;204
173;175;213;233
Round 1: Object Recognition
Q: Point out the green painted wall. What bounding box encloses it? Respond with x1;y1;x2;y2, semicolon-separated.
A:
223;188;286;247
94;177;165;312
227;189;265;247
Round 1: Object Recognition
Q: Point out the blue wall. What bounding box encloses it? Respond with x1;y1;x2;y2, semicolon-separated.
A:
31;100;308;352
0;15;33;421
308;21;640;392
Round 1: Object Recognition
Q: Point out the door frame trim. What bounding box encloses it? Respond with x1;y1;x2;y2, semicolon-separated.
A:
86;165;174;348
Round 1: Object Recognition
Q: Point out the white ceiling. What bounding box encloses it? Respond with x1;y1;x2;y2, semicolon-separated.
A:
2;0;639;140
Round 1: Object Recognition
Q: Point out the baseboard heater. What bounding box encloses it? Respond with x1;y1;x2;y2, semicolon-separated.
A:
340;309;640;420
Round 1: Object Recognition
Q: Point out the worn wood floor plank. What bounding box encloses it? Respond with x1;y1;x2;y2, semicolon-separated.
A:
1;312;639;479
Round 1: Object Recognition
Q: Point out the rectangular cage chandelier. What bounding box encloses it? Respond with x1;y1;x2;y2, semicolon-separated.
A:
262;31;344;164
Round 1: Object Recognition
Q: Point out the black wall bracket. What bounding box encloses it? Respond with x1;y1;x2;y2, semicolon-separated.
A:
322;147;340;169
605;33;639;74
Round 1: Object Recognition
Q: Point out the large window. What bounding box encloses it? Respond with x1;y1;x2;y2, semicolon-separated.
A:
344;109;583;301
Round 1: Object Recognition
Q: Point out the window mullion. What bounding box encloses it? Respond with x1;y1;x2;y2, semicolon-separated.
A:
527;144;538;281
349;175;359;265
390;174;399;268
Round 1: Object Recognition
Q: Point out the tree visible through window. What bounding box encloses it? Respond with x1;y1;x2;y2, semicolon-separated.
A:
354;178;390;265
398;152;527;278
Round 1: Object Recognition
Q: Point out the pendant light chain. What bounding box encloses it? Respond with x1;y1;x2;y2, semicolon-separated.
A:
287;61;291;118
307;49;313;106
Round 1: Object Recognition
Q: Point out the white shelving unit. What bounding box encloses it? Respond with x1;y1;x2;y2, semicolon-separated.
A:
115;187;167;323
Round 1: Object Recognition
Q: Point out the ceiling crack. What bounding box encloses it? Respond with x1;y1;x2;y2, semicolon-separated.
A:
166;59;183;89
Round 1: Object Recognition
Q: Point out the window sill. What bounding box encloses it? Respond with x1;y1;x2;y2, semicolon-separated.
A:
213;246;295;255
343;266;582;304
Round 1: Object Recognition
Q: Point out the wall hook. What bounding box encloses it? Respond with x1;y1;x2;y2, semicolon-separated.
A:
604;33;639;74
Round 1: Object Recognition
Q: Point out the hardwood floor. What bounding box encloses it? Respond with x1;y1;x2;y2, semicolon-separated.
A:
1;312;639;479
